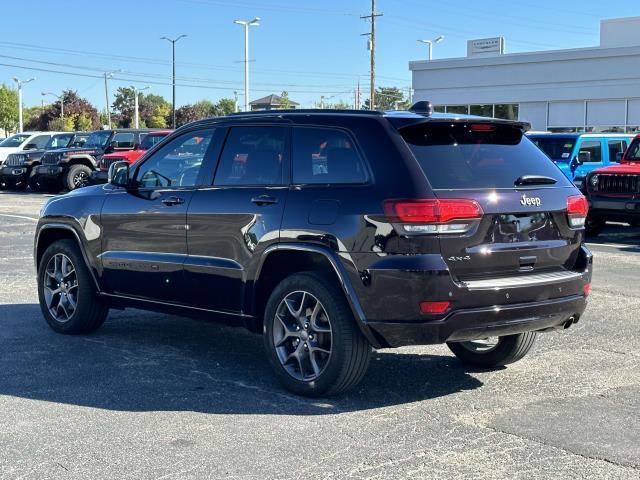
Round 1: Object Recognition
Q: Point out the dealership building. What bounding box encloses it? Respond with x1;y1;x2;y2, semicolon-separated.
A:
409;16;640;133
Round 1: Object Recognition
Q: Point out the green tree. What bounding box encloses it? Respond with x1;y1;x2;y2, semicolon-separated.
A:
144;94;171;127
26;90;100;131
362;86;409;111
48;116;75;132
328;100;352;110
76;114;93;131
0;84;18;136
216;98;236;115
279;91;292;109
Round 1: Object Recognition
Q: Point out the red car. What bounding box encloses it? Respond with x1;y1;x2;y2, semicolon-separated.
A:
93;130;172;183
585;133;640;235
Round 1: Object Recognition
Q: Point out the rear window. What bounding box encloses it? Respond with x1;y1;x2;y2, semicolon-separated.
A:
401;123;572;190
529;136;576;161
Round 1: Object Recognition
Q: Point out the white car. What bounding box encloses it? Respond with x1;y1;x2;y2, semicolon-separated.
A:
0;132;59;165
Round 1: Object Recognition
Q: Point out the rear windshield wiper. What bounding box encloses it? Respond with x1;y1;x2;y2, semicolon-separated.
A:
514;175;557;186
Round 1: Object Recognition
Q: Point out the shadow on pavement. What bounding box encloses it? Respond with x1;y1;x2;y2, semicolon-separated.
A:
0;303;482;415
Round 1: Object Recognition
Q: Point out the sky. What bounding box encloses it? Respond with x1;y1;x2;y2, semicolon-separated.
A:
0;0;637;111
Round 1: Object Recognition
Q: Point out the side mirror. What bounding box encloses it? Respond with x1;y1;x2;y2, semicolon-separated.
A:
108;161;130;187
616;152;624;162
108;140;118;151
24;143;38;150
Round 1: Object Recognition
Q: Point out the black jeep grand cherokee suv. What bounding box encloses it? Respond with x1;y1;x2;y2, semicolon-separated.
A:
34;106;592;396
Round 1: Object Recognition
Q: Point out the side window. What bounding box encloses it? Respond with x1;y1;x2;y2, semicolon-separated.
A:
578;140;602;163
292;127;367;184
112;132;135;149
29;135;51;150
135;130;214;189
51;134;74;149
214;127;286;186
608;140;627;163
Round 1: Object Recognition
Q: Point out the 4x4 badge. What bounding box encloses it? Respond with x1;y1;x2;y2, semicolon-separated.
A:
520;194;541;207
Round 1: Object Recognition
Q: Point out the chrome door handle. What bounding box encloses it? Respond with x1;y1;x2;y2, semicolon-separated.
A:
161;196;185;206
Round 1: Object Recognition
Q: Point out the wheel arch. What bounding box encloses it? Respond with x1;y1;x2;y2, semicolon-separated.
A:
66;156;96;169
248;243;379;346
35;223;101;291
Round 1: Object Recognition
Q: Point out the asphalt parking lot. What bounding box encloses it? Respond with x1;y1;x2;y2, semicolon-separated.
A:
0;191;638;480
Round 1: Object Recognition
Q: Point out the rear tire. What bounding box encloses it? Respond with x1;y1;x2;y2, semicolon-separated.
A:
447;332;537;367
28;171;42;192
66;164;92;191
37;239;109;334
263;272;371;396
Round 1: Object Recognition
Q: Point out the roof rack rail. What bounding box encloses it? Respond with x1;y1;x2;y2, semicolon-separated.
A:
228;108;383;116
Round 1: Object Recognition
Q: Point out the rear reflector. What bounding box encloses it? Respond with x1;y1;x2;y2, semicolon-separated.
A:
384;199;483;224
583;283;591;296
567;195;588;228
420;301;450;314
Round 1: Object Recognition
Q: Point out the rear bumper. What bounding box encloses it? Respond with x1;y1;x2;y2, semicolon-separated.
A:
589;195;640;221
368;294;586;347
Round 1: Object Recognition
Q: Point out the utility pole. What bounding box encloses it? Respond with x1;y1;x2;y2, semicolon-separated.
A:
233;90;239;112
361;1;382;110
161;35;187;128
234;18;260;112
13;77;35;133
320;95;325;109
132;86;150;129
104;70;121;128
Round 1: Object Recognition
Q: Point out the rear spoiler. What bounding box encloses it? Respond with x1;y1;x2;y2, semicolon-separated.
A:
388;115;531;133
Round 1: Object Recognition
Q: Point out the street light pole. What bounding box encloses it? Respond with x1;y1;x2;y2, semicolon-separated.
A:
418;36;444;60
132;86;150;129
13;77;35;133
233;18;260;112
42;92;64;120
161;35;187;128
233;90;239;113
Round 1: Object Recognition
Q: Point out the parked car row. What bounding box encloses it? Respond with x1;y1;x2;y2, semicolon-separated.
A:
0;129;172;192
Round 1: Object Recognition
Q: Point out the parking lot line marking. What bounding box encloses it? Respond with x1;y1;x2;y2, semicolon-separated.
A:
0;213;38;222
586;242;640;251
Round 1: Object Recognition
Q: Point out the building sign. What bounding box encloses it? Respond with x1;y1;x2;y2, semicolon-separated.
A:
467;37;505;57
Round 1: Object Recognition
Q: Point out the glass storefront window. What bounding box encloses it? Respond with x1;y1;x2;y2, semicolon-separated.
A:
494;104;519;120
587;126;625;133
626;126;640;133
433;105;445;113
548;127;584;133
470;104;493;117
445;105;469;115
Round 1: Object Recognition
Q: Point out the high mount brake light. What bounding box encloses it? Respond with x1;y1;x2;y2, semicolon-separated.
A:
384;199;483;234
469;124;495;132
567;195;588;228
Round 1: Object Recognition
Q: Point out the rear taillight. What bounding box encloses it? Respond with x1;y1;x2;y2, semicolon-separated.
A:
384;199;483;234
583;283;591;297
420;301;450;314
567;195;588;228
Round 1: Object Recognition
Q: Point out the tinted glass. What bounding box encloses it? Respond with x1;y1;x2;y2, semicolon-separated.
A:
214;127;286;186
626;138;640;161
608;140;627;163
579;140;602;163
0;134;30;148
47;134;74;149
140;133;168;150
85;131;112;148
28;135;52;149
292;127;367;184
135;130;213;188
112;132;135;148
402;123;572;190
530;136;576;161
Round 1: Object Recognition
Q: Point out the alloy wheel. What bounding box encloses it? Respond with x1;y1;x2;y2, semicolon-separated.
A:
73;171;88;188
458;337;500;354
272;291;333;381
43;253;78;323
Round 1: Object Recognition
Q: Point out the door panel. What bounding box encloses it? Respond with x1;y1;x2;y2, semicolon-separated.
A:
100;189;191;302
99;128;216;302
186;187;288;313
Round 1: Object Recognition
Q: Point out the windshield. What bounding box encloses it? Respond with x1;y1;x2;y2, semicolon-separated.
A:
46;134;75;149
402;123;572;190
84;131;112;148
0;134;31;148
625;138;640;162
529;136;576;161
140;133;168;150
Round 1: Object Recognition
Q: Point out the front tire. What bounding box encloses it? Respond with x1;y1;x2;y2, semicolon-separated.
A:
37;239;108;334
447;332;537;368
263;272;371;397
66;164;92;190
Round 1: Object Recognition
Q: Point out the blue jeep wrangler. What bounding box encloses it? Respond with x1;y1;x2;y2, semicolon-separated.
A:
528;133;634;190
